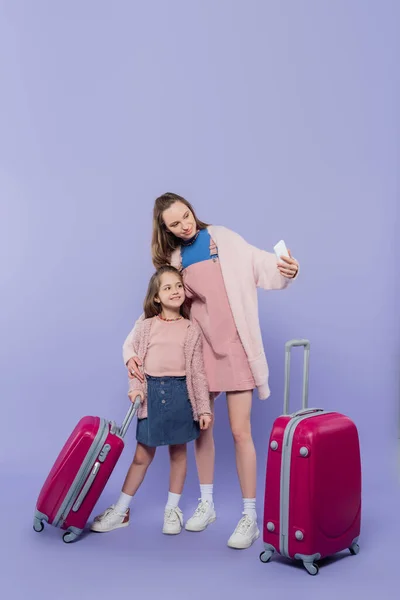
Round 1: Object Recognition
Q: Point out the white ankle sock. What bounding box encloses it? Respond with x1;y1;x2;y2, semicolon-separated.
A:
200;483;214;505
166;491;181;510
115;492;133;515
243;498;257;520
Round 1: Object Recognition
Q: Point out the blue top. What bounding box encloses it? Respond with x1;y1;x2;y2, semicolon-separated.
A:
181;228;218;269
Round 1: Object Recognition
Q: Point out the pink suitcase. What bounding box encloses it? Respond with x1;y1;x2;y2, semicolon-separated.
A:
33;397;140;543
260;340;361;575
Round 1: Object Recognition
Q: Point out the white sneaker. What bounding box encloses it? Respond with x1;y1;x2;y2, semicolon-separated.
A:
90;505;130;533
163;507;184;535
185;499;216;532
227;514;260;549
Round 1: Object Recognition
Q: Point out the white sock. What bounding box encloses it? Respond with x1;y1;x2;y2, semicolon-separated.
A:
115;491;133;515
243;498;257;521
166;491;181;510
200;483;214;505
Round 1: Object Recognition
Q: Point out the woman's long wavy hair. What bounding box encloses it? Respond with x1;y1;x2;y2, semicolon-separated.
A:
151;192;209;269
143;265;190;320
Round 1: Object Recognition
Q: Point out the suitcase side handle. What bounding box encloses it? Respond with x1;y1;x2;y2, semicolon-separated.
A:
291;408;323;417
119;397;141;439
283;339;310;415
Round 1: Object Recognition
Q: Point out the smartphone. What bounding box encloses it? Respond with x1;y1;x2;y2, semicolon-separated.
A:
273;239;289;261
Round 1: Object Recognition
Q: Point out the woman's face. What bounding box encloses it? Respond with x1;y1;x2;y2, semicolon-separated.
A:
162;201;196;241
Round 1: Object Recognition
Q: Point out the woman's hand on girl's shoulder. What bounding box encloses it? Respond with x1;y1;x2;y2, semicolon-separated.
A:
127;356;144;382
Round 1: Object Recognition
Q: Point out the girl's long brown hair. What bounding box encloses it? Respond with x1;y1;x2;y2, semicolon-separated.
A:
151;192;209;269
143;265;190;319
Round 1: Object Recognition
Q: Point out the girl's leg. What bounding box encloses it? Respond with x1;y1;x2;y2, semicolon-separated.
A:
185;400;217;532
163;443;187;535
168;443;188;495
90;443;156;533
194;407;215;485
194;396;215;500
121;442;156;496
226;389;259;549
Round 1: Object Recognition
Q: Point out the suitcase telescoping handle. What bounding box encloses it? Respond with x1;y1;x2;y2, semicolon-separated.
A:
119;396;141;439
283;339;310;415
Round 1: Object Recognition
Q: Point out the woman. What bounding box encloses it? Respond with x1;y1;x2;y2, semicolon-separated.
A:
125;192;298;549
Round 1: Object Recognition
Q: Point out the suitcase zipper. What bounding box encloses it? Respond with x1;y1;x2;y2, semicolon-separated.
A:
71;461;101;512
53;418;110;527
279;411;330;558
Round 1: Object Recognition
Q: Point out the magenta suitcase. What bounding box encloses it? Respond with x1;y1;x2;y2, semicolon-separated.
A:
260;340;361;575
33;398;140;543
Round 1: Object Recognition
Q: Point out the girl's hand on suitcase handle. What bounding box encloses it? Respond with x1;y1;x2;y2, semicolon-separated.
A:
199;414;212;430
127;357;144;382
128;390;144;403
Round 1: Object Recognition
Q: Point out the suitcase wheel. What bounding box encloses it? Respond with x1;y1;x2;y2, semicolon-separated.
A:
33;511;48;533
304;562;319;576
349;543;360;556
33;521;44;533
259;551;273;564
63;531;78;544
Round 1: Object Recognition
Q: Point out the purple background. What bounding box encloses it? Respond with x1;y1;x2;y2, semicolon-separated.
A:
1;1;399;598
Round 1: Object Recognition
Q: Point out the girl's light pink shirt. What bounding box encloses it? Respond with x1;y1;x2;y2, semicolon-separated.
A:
144;317;189;377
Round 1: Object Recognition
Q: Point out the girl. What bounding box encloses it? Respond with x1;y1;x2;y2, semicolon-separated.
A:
104;193;298;549
91;266;212;535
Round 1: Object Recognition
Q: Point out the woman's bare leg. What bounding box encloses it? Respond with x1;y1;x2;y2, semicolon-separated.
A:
226;390;259;549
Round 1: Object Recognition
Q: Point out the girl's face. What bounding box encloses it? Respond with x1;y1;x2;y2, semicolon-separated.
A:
155;271;185;311
162;201;196;241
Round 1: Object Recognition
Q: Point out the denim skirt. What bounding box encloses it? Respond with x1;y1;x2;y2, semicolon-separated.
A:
136;375;200;447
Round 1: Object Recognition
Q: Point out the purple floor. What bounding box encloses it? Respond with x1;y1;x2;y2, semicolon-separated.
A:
2;457;398;600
